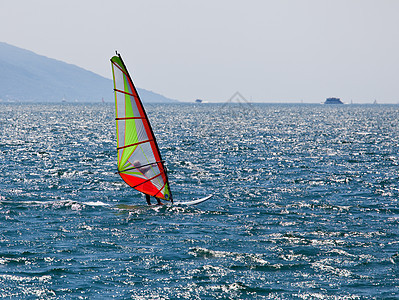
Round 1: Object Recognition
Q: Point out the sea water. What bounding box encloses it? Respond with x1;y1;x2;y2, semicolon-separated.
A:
0;102;398;299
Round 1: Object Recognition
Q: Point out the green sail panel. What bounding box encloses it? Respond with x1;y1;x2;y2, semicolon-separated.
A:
110;54;172;201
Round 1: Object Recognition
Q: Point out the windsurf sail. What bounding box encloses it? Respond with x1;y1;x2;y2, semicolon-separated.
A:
110;53;173;202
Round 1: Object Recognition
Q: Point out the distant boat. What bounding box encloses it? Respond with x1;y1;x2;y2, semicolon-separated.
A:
324;97;343;105
195;99;203;103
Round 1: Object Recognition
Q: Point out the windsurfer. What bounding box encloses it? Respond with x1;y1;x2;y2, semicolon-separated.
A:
112;54;172;206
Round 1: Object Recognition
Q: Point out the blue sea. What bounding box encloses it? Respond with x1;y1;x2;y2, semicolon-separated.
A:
0;102;398;299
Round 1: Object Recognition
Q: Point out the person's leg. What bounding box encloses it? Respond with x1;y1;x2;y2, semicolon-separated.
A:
146;194;151;205
155;198;164;205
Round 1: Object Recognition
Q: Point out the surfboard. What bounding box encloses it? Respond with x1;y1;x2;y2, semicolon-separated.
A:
174;194;213;206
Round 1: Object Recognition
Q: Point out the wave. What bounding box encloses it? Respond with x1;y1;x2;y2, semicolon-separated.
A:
0;199;111;210
189;247;270;265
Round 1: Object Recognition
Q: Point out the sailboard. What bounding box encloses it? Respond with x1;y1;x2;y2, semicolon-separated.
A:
174;194;213;206
111;52;212;206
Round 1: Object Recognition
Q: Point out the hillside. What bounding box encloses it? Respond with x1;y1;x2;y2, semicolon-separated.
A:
0;42;178;103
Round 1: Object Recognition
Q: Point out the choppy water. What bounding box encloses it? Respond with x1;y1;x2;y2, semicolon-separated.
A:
0;102;398;299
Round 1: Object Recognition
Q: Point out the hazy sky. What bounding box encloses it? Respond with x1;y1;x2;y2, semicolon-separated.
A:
1;0;399;103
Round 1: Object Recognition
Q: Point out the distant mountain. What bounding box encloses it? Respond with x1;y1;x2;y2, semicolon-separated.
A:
0;42;178;103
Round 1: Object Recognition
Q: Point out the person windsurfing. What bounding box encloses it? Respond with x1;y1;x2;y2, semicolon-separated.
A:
111;54;173;205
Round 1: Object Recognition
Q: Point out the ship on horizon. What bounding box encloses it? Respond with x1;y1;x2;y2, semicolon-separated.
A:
324;97;343;104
